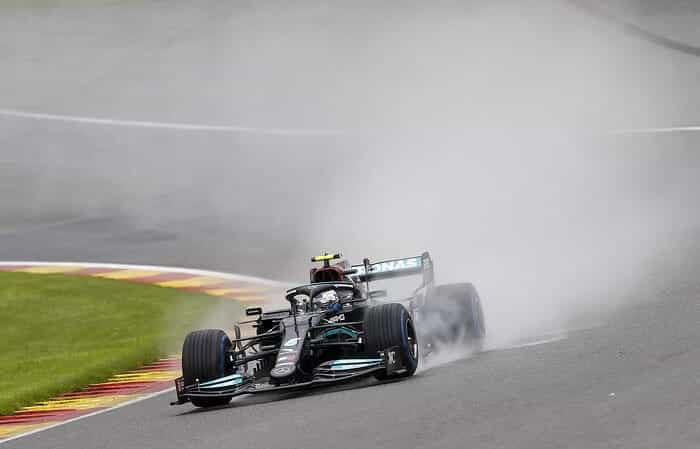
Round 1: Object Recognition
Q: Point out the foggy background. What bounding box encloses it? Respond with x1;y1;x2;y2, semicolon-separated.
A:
2;0;700;347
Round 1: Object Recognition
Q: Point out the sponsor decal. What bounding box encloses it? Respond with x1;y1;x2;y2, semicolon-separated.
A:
283;337;300;347
276;354;297;363
271;365;294;376
354;257;421;276
388;350;397;367
327;313;345;323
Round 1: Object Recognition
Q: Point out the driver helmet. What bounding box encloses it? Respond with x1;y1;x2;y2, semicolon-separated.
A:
316;289;339;309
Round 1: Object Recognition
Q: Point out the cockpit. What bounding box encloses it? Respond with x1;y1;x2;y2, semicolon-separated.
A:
285;282;358;313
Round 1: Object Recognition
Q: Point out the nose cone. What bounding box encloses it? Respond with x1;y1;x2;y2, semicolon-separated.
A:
270;332;304;381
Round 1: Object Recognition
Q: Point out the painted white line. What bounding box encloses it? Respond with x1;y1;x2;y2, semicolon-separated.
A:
484;334;566;352
480;334;568;353
0;388;174;446
616;126;700;135
3;107;700;136
506;335;565;349
0;261;289;288
0;108;347;136
0;216;91;237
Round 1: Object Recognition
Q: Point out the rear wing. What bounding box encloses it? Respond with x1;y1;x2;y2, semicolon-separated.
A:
351;252;434;285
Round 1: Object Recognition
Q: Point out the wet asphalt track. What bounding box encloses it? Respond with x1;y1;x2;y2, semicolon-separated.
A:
6;277;700;449
3;1;700;448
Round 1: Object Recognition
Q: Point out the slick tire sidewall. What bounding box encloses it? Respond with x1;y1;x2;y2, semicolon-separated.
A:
364;303;418;379
181;329;233;407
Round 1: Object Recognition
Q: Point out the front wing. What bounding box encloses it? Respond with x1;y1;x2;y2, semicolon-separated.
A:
171;352;401;405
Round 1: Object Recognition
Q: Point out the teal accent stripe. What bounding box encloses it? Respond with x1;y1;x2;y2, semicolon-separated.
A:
330;358;382;366
200;378;243;389
329;361;380;371
199;373;243;387
321;327;359;339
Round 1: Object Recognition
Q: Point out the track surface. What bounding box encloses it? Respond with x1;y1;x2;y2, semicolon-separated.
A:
6;282;700;449
2;1;700;448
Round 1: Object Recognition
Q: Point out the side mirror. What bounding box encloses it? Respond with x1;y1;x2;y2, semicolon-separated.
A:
369;290;387;299
245;306;263;316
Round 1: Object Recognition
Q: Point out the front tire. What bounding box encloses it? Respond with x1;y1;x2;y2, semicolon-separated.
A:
364;303;418;379
181;329;233;407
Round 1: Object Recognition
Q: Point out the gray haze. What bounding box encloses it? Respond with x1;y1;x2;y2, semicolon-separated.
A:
2;0;700;349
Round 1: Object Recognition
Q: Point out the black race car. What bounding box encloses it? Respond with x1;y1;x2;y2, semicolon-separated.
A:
171;252;485;407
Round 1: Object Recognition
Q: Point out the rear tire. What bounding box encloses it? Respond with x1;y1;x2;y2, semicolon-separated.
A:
423;283;485;346
181;329;233;407
364;303;418;379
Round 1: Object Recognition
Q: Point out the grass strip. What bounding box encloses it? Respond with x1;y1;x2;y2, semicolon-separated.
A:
0;272;243;415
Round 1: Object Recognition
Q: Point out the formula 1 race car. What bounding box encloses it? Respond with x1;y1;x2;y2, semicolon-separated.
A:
171;252;485;407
